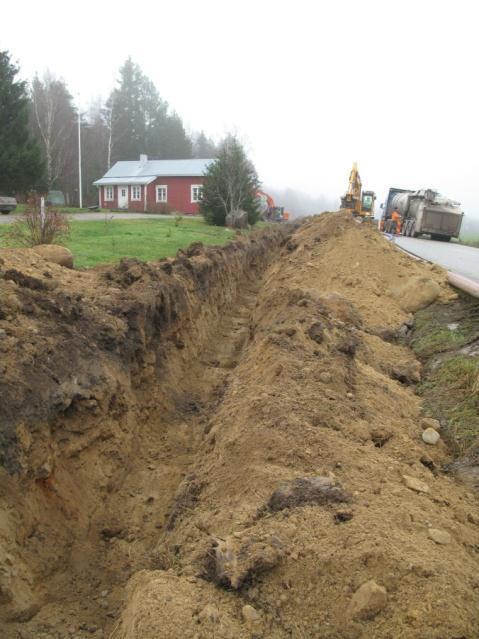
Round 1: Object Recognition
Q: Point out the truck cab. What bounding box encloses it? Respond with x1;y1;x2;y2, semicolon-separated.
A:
361;191;376;217
0;196;17;214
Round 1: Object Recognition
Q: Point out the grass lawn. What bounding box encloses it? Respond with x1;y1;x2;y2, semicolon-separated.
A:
0;217;237;268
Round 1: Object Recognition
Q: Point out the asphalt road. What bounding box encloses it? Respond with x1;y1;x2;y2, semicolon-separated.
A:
0;212;179;224
395;236;479;284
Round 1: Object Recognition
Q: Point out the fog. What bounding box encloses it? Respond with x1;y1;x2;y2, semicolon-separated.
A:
264;187;336;218
2;0;478;218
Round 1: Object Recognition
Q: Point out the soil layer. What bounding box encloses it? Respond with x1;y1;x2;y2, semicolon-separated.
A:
1;213;478;639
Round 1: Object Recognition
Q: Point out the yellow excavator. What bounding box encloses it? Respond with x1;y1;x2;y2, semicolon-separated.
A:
340;163;376;218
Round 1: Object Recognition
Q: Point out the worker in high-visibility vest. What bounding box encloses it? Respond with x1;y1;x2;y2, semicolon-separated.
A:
391;207;402;234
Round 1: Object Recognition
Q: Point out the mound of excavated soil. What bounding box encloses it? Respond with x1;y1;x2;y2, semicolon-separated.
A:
1;213;478;639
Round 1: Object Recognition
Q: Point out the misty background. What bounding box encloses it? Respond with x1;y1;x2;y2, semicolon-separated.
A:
1;0;478;224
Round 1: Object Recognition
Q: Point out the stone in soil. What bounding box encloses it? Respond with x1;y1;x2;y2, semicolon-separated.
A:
422;428;440;445
402;475;430;493
347;580;388;620
428;528;452;545
421;417;442;431
199;603;220;623
241;604;261;625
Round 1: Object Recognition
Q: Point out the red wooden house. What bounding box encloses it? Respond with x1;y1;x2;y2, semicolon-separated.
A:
94;156;214;214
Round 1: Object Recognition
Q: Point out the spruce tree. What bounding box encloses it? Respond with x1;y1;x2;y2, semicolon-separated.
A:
108;58;146;162
192;131;218;158
200;135;260;226
108;58;193;162
0;50;44;194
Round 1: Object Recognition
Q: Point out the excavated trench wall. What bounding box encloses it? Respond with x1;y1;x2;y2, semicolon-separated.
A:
0;227;290;625
2;214;479;639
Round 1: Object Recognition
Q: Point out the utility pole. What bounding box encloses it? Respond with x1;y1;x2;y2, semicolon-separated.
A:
77;101;83;208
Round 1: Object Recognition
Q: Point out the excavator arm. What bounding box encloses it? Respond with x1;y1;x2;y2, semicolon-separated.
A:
341;163;375;218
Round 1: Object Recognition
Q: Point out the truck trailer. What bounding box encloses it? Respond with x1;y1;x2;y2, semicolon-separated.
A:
381;187;463;241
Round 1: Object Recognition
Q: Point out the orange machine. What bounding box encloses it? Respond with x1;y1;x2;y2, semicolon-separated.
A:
256;190;286;222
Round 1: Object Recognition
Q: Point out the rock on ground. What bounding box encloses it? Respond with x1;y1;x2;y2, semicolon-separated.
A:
206;534;285;589
390;276;442;312
226;209;248;229
32;244;74;268
422;428;441;445
347;580;388;620
428;528;452;545
402;475;430;493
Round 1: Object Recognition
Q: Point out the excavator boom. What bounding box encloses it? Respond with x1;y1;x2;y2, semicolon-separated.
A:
341;163;375;218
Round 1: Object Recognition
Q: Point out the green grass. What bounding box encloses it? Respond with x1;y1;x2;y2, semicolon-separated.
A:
411;324;471;358
418;356;479;452
411;298;479;453
0;217;236;268
70;218;236;267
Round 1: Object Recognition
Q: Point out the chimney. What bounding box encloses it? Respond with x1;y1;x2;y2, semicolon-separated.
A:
140;154;148;165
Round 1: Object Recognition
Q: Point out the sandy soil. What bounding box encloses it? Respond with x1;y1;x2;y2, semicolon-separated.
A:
0;213;478;639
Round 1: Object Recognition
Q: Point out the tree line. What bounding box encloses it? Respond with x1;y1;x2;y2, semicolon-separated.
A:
0;52;218;205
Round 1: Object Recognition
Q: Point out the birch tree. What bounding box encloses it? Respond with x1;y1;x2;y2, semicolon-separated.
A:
31;72;77;191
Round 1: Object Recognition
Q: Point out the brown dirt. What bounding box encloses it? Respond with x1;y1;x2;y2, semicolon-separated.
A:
1;212;478;639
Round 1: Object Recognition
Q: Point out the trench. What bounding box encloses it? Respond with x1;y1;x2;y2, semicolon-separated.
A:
1;240;276;639
3;214;479;639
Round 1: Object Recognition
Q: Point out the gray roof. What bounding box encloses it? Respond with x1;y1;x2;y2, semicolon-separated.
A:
94;158;214;185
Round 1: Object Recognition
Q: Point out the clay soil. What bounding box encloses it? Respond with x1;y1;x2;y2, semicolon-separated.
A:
0;212;478;639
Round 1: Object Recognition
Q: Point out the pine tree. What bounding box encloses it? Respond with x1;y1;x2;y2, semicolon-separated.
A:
0;50;44;194
200;136;260;226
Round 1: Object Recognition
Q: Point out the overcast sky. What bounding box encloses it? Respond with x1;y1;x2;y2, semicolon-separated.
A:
2;0;478;216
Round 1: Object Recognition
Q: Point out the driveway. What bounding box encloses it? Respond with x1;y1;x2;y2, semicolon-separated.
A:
0;212;184;224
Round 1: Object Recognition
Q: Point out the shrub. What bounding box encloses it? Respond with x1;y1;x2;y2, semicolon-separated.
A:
156;203;174;215
4;197;70;247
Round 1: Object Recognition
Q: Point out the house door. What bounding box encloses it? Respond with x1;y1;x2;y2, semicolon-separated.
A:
118;186;129;209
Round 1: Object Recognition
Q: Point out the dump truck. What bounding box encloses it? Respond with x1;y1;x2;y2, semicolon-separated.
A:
0;196;17;214
381;187;463;241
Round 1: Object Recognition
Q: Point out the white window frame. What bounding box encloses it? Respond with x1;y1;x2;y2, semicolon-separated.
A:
156;185;168;203
191;184;203;203
105;186;114;201
131;185;141;201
